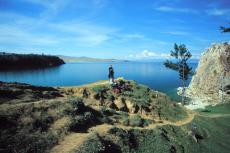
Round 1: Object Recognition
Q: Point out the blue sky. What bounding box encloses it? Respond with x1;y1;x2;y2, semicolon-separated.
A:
0;0;229;59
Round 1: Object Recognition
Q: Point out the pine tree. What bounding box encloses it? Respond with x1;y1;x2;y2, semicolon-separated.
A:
164;43;193;105
220;24;230;33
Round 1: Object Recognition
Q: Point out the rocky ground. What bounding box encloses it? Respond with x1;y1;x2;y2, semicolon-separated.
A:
0;78;229;153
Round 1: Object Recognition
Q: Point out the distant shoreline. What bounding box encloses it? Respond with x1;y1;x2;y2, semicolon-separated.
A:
0;52;65;70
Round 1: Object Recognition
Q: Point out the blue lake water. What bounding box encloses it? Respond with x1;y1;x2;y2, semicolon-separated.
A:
0;62;197;101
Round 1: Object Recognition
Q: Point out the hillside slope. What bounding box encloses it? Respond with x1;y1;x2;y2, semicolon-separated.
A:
0;79;229;153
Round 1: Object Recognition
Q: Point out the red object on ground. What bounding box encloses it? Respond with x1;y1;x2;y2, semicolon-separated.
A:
113;88;120;94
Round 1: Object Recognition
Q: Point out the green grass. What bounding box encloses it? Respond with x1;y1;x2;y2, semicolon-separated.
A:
82;103;229;153
183;115;230;153
159;103;188;121
121;83;151;108
103;112;230;153
129;115;144;127
195;103;230;116
63;97;102;132
91;84;110;93
0;103;60;153
72;133;105;153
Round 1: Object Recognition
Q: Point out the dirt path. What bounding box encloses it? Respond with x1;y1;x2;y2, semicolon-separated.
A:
115;112;195;130
50;124;112;153
50;132;89;153
49;112;195;153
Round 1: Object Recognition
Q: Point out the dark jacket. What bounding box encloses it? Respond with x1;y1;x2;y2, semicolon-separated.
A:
108;66;114;78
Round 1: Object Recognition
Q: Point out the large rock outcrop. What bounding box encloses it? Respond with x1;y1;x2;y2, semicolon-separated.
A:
186;43;230;103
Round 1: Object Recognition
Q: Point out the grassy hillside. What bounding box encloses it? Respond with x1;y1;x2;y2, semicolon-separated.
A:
0;52;65;70
72;103;230;153
0;79;229;153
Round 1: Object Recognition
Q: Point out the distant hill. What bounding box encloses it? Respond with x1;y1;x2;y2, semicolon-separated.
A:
57;55;128;63
0;52;65;70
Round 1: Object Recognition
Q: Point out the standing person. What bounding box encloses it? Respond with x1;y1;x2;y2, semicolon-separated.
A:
108;65;114;84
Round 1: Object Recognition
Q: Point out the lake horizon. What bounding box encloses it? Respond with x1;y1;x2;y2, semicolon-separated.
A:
0;61;198;101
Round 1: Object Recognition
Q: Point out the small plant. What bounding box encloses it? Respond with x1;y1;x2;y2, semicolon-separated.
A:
121;116;129;126
143;119;152;127
68;111;98;132
63;97;86;115
92;85;108;102
108;94;115;102
129;115;143;127
73;133;106;153
33;111;54;131
121;83;152;109
91;85;108;94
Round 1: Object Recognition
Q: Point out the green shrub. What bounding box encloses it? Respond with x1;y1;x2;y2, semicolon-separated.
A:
129;115;143;127
0;129;58;153
63;97;87;115
91;85;109;102
143;119;153;127
99;107;114;116
33;111;54;131
72;133;105;153
107;127;135;152
68;111;98;132
159;103;187;121
108;94;115;102
121;116;129;126
121;83;152;108
91;85;108;94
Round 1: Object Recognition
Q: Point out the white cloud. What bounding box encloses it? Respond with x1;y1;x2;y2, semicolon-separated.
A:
129;50;171;59
206;8;230;16
164;31;190;36
155;6;198;14
21;0;108;19
129;50;201;60
48;21;117;46
0;12;118;47
0;24;58;46
21;0;69;18
122;34;145;39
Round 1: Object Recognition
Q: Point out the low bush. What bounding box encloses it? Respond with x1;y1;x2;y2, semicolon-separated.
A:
33;111;54;131
143;119;153;127
72;133;105;153
91;85;109;94
0;128;58;153
121;116;129;126
107;127;136;152
68;111;98;132
63;97;87;115
91;85;109;101
129;115;143;127
121;83;152;108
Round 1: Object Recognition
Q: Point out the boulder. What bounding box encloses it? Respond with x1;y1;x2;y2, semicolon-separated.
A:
187;43;230;103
